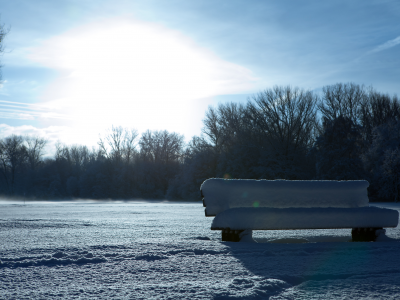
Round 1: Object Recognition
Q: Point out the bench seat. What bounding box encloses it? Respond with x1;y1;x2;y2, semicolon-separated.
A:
211;206;399;230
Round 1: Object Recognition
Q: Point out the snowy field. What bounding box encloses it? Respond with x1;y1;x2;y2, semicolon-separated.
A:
1;201;400;299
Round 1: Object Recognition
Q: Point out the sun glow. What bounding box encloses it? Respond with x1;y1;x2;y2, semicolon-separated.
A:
27;18;256;145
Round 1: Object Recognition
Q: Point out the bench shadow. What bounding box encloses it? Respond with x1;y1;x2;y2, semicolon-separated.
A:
215;230;400;296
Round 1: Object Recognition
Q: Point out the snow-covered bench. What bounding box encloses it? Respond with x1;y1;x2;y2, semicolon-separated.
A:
200;179;399;242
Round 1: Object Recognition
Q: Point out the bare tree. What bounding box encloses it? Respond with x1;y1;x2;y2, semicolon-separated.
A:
318;83;367;124
98;126;138;163
202;106;224;152
246;85;318;155
54;142;72;163
69;145;89;171
360;90;400;144
99;126;123;162
25;136;47;170
139;130;184;164
54;141;63;161
0;135;27;194
202;102;247;154
0;18;10;82
122;128;138;164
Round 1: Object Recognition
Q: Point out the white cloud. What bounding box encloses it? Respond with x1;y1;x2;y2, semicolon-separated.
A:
0;124;77;157
369;36;400;54
26;18;258;141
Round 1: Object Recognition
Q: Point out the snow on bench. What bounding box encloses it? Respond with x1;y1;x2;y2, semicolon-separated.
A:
200;178;399;242
201;179;369;216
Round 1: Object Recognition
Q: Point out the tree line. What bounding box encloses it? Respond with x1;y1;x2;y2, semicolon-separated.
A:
1;83;399;202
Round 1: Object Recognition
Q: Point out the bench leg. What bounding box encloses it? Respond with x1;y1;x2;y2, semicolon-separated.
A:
239;229;253;242
221;228;244;242
352;227;383;242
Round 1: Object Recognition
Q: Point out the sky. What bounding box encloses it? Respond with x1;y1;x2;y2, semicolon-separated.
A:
0;0;399;154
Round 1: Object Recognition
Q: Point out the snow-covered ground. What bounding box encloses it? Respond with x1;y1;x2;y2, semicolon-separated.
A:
1;200;400;299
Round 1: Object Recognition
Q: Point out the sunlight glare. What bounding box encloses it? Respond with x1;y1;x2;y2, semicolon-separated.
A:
28;18;256;144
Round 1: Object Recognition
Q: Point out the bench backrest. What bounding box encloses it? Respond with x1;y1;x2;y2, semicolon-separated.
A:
201;178;369;216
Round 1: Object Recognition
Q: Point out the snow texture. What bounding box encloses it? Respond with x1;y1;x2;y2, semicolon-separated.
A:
1;201;400;299
211;206;399;230
201;179;370;216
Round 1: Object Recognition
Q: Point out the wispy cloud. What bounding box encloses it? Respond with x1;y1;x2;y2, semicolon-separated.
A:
369;36;400;54
0;100;72;120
